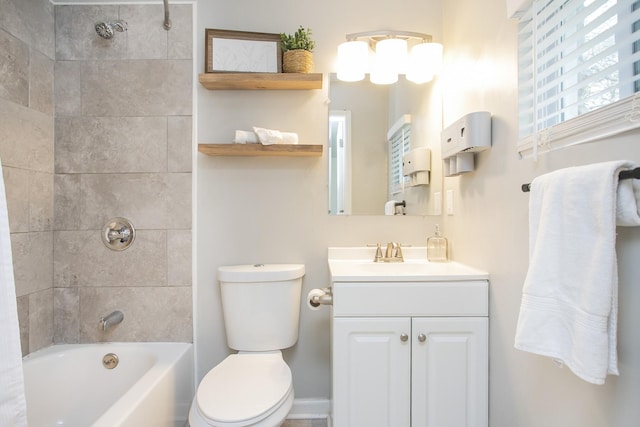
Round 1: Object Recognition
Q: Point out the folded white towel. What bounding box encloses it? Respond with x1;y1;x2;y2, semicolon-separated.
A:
0;159;27;427
252;127;299;145
514;160;639;385
233;130;258;144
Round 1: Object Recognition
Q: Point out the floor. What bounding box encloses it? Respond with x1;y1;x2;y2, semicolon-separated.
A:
282;420;328;427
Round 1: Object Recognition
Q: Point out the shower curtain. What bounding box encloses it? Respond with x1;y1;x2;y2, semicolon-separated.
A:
0;160;27;427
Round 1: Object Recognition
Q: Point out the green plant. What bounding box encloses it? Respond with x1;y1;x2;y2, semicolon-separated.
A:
280;26;315;52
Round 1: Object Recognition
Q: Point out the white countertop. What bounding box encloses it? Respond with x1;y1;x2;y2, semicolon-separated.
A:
328;247;489;282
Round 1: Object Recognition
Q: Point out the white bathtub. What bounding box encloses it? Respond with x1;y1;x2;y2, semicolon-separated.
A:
22;342;194;427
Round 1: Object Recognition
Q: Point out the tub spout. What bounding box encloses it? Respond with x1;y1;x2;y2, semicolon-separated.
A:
99;310;124;332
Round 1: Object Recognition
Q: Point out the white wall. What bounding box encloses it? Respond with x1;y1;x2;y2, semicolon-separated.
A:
196;0;443;402
198;0;640;423
442;0;640;426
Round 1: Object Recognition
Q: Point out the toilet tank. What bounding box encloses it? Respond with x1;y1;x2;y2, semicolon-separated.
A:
217;264;305;351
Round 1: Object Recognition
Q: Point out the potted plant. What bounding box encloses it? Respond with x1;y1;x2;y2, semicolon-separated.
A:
280;26;315;73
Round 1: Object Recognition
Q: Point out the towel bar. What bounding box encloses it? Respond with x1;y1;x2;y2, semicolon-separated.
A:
521;167;640;192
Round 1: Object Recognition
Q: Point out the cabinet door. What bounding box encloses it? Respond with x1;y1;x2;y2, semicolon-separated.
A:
332;317;411;427
411;317;488;427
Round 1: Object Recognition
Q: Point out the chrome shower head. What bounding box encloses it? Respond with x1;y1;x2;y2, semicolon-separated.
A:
95;20;128;40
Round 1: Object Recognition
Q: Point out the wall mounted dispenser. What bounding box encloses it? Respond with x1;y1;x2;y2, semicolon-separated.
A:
403;147;431;186
441;111;491;177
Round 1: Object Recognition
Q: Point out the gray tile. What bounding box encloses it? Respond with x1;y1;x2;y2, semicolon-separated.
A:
0;0;55;59
55;116;168;173
17;294;29;356
81;59;192;116
29;49;54;115
168;229;191;286
121;5;168;60
0;28;29;106
167;4;193;60
12;231;53;297
54;61;81;117
54;174;82;231
54;287;79;343
3;167;30;233
0;98;54;172
166;173;192;228
29;170;53;232
28;288;53;352
168;116;193;172
54;229;167;287
55;5;125;60
79;173;191;230
79;286;192;342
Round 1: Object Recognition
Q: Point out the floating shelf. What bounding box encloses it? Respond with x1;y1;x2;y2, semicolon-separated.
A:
198;73;323;90
198;144;323;157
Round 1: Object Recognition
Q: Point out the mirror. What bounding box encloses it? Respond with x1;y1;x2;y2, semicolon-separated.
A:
328;74;443;215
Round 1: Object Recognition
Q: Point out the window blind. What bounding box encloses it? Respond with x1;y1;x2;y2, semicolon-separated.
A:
388;125;411;196
518;0;640;157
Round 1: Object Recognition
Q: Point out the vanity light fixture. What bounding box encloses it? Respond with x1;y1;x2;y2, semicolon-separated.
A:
336;30;443;85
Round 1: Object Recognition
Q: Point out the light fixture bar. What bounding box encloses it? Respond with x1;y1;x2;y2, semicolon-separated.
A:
336;29;441;85
345;30;433;43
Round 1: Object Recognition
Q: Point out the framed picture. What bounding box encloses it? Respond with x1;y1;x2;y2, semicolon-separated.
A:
205;29;283;73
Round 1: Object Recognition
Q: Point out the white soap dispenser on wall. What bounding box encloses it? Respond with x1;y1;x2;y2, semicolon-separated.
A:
441;111;491;177
403;147;431;186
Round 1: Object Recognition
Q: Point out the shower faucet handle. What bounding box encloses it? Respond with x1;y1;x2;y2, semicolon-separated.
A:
102;218;136;251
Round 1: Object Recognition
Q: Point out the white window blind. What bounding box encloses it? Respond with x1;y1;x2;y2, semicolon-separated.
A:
388;119;411;196
518;0;640;157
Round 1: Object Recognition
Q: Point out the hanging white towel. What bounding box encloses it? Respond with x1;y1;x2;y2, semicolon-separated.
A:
514;160;640;385
0;160;27;427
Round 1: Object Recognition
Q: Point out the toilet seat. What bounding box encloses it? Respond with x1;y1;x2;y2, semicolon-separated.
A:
195;352;293;427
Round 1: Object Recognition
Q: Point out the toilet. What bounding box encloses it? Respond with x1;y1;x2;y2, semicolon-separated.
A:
189;263;305;427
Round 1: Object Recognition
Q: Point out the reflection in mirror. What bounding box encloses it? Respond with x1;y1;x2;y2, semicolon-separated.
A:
328;74;442;215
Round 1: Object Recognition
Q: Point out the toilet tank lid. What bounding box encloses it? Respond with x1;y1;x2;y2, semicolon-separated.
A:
218;264;305;282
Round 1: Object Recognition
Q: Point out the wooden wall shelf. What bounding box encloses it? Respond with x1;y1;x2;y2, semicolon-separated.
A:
198;73;323;90
198;143;323;157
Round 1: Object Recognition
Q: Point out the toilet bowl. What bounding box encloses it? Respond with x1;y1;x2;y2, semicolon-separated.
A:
189;264;304;427
189;352;294;427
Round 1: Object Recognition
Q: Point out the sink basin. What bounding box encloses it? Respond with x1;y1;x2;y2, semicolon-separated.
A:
328;246;489;316
328;247;488;282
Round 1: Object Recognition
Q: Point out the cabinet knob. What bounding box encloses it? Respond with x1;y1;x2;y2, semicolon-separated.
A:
400;333;409;342
418;333;426;343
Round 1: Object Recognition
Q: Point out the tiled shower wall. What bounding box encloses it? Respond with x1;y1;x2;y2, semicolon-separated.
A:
1;2;193;356
0;0;56;355
53;4;193;344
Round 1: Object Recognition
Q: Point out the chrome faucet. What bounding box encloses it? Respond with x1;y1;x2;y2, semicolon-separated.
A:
373;242;404;262
99;310;124;332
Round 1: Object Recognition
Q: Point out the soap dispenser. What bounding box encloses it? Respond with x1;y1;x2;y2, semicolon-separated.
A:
427;224;448;262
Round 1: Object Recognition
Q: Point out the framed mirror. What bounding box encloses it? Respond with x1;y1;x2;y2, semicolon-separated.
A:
328;74;443;215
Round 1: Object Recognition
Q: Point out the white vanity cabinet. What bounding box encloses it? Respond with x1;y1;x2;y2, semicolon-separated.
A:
330;276;489;427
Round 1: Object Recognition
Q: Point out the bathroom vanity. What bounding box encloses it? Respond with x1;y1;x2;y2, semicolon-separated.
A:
328;247;489;427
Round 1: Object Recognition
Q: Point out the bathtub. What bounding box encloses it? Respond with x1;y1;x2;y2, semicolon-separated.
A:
22;342;193;427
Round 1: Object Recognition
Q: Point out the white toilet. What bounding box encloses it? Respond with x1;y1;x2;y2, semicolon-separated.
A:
189;263;305;427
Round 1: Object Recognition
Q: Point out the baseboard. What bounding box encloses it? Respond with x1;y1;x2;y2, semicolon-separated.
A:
287;398;331;419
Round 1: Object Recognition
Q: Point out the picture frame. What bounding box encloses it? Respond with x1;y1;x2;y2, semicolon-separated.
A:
204;29;283;73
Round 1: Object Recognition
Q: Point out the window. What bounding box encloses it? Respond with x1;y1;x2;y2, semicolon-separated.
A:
387;115;411;196
518;0;640;157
